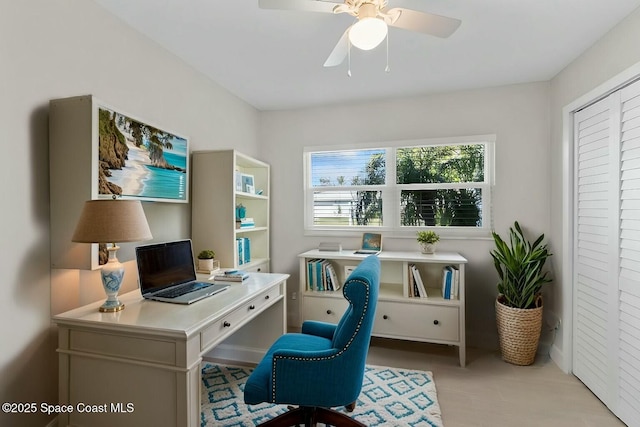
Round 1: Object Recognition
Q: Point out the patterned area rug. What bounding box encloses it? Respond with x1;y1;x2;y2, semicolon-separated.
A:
201;363;443;427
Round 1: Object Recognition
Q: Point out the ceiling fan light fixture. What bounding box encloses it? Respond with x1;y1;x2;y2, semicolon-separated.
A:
348;17;388;50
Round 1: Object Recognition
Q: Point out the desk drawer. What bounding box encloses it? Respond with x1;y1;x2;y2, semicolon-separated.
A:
200;287;281;351
69;330;177;365
374;301;459;342
244;261;269;273
303;296;349;323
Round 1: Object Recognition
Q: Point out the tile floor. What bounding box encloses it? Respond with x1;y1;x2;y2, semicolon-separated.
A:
366;338;626;427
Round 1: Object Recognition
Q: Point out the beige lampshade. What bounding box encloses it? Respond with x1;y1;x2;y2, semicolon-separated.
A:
72;199;153;243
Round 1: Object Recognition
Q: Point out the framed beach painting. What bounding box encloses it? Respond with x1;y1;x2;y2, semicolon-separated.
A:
97;105;189;203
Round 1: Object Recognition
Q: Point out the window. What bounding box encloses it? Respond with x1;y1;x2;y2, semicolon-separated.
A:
304;136;494;237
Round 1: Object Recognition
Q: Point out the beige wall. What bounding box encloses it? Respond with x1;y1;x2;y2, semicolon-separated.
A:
548;6;640;371
259;82;552;348
0;1;258;426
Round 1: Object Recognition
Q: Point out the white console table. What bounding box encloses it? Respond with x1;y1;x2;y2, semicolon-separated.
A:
299;250;467;366
53;273;288;427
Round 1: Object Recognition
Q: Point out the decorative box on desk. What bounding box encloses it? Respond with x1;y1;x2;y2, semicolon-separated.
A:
298;249;468;366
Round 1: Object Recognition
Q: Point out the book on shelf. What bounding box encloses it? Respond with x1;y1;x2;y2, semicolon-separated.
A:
236;238;243;265
306;259;341;291
410;264;428;298
441;265;459;300
442;266;452;299
236;237;251;265
326;263;340;291
315;260;325;291
239;217;255;228
213;269;250;282
451;265;460;299
408;264;415;297
307;259;322;291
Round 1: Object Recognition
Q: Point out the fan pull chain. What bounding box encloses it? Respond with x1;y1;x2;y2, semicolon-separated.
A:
385;33;390;73
348;40;352;77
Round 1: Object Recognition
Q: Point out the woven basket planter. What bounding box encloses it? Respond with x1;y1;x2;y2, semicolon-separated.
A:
495;295;543;366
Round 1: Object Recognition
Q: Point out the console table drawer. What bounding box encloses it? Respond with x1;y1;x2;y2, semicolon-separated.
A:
200;287;281;350
374;302;459;342
303;296;348;323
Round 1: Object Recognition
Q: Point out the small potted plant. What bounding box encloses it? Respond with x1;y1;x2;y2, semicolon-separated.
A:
197;249;216;272
417;230;440;254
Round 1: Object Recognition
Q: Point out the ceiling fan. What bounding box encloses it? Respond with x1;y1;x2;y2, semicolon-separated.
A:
258;0;461;67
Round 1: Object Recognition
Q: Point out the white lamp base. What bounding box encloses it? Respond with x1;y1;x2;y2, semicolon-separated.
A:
100;245;125;312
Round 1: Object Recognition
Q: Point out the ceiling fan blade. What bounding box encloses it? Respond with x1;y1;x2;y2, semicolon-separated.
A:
386;8;461;38
323;27;350;67
258;0;341;14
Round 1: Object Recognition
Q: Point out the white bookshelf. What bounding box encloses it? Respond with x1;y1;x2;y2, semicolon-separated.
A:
298;249;467;366
192;150;270;272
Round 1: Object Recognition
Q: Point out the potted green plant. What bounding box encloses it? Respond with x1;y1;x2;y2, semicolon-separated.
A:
491;221;552;365
416;230;440;254
197;249;216;272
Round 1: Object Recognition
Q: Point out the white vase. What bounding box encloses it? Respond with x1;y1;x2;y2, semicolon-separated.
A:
420;243;436;254
198;258;214;271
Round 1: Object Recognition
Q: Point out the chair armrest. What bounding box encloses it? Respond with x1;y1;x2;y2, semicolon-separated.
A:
301;320;337;340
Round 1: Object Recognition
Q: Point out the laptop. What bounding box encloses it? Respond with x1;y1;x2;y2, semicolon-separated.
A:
354;232;382;255
135;239;229;304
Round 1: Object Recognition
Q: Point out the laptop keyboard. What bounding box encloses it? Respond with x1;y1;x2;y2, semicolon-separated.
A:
155;282;211;298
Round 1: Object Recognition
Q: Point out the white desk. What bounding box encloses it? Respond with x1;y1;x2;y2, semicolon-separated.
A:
53;273;288;427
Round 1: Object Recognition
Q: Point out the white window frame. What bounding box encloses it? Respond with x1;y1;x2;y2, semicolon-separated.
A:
304;135;495;239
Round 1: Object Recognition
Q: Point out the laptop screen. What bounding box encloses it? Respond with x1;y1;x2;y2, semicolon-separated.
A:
136;240;197;294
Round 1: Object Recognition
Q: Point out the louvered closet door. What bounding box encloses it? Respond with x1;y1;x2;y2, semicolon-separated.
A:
618;81;640;425
573;79;640;427
573;95;618;407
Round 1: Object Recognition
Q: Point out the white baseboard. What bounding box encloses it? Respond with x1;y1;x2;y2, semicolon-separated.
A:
549;343;567;373
205;343;267;365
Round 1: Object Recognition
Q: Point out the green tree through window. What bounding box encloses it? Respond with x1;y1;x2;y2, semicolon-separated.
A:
396;145;484;227
306;140;491;233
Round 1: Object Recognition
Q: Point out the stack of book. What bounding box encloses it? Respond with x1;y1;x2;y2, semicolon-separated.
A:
239;217;255;229
236;237;251;265
213;269;250;282
305;259;340;292
441;265;460;300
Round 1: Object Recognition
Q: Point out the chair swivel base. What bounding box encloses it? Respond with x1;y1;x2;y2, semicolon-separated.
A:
257;405;366;427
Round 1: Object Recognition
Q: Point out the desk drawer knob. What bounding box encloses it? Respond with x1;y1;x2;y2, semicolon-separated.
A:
383;315;389;320
433;320;439;325
249;305;255;310
223;321;231;328
326;309;333;315
265;295;270;300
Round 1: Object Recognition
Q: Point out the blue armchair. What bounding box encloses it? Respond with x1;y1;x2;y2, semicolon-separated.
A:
244;255;380;427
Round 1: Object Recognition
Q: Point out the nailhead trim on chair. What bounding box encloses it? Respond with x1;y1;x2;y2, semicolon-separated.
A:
270;279;371;402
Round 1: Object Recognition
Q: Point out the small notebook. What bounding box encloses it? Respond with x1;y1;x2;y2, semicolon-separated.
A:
354;232;382;255
213;269;250;282
136;240;228;304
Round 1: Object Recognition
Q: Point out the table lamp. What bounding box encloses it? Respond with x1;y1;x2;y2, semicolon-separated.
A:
72;199;152;312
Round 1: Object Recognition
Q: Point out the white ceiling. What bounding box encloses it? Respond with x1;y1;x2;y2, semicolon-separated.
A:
93;0;640;111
